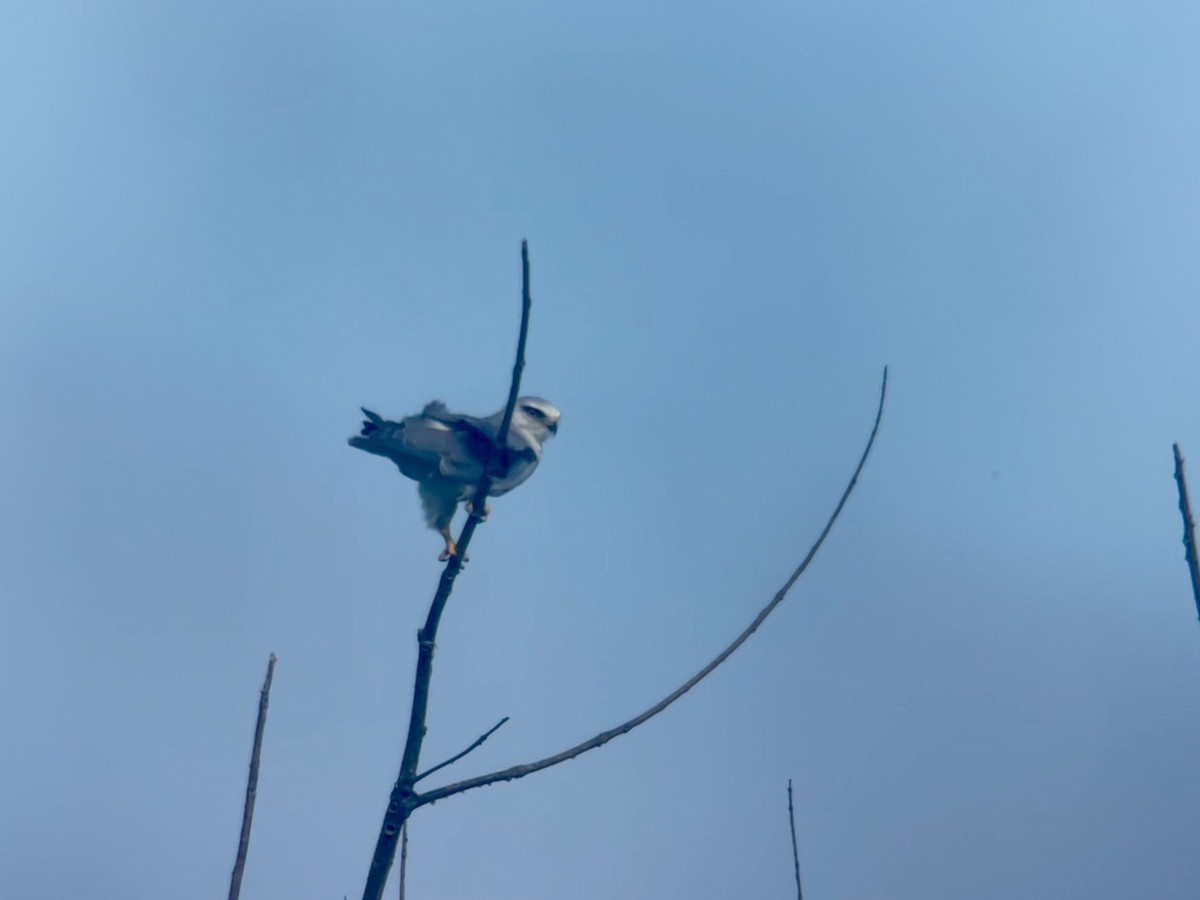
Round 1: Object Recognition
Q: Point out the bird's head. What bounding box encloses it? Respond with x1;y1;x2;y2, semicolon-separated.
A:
513;396;561;444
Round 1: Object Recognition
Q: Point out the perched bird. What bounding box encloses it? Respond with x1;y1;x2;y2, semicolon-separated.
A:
349;396;561;560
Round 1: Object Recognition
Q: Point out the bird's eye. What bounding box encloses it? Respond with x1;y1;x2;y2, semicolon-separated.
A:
523;406;545;419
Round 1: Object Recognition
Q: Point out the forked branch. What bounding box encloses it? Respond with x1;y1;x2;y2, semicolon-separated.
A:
358;239;886;900
412;368;888;807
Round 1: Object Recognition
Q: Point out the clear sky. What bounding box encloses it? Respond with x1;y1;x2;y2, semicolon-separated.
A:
3;2;1200;898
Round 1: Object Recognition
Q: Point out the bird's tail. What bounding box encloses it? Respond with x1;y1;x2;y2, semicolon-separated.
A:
348;408;393;452
358;407;385;437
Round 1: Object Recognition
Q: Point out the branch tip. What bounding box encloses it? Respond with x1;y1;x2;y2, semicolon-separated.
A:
414;716;512;784
228;653;277;900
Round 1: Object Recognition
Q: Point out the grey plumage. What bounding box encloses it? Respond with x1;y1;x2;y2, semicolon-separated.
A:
349;396;561;559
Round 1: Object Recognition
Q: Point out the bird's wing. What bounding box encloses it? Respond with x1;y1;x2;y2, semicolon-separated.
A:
349;407;477;484
421;404;499;443
350;404;538;492
404;409;489;480
487;451;540;497
429;410;542;492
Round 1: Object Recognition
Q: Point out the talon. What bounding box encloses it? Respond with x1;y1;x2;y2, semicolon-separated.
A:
439;526;455;560
438;534;468;563
466;501;491;522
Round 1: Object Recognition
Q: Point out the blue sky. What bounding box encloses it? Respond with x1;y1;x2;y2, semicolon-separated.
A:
3;2;1200;898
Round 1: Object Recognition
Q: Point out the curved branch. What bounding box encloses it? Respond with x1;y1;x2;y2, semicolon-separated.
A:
413;367;888;808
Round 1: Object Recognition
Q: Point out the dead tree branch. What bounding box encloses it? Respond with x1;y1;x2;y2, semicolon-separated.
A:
415;717;510;784
495;243;532;461
787;779;803;900
360;242;534;900
398;823;408;900
228;653;276;900
1174;443;1200;618
411;367;888;808
357;239;885;899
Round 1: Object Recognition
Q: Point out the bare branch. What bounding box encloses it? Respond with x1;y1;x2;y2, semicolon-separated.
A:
415;717;510;784
413;368;889;807
494;240;532;460
1174;443;1200;619
360;243;534;900
398;823;408;900
787;780;803;900
228;653;277;900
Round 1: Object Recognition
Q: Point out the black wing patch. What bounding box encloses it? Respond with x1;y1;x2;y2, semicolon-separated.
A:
441;418;535;479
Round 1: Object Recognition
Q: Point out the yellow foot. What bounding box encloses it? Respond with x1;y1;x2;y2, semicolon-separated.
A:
439;540;468;563
466;501;491;521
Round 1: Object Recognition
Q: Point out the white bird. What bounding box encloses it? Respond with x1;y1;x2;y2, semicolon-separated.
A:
349;397;561;560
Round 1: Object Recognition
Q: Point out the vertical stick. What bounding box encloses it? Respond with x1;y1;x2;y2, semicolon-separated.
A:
1173;444;1200;619
229;653;277;900
787;779;803;900
361;242;534;900
495;240;532;451
398;822;408;900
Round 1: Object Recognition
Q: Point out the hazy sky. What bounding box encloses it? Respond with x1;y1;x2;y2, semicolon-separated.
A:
3;2;1200;898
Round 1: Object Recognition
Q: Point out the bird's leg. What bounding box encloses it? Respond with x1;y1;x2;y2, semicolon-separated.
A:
438;524;467;562
465;500;491;522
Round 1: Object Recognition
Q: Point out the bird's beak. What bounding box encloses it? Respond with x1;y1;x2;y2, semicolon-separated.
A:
548;418;559;435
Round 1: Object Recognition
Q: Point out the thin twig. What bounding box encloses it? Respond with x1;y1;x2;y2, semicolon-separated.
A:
413;368;888;807
494;240;532;462
415;717;510;784
360;243;534;900
228;653;276;900
787;780;803;900
1174;444;1200;619
398;822;408;900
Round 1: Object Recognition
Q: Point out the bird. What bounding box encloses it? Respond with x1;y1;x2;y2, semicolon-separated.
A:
349;396;561;560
